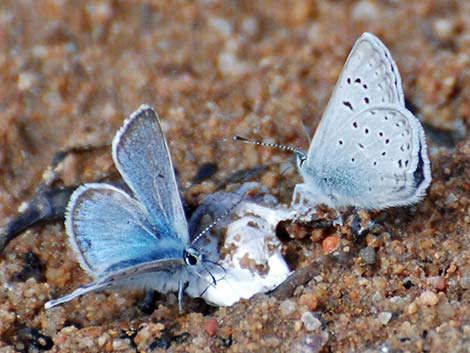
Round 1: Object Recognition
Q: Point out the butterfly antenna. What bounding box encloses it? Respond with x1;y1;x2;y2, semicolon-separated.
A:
204;259;227;284
233;135;305;157
191;196;244;246
199;262;227;296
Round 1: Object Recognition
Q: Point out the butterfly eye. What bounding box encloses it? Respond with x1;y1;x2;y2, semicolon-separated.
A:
296;152;307;169
184;248;200;266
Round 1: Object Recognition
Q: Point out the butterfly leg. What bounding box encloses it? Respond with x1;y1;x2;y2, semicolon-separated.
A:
177;280;184;313
332;212;343;227
291;183;309;208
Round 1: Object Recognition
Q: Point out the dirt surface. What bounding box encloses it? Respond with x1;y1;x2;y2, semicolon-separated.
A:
1;1;470;352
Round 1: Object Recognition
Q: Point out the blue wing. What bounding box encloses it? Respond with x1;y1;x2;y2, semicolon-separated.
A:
65;183;186;275
112;105;189;244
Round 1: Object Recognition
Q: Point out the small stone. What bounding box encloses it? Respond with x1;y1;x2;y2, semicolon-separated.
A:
377;312;392;325
359;246;376;264
322;235;340;255
419;291;439;306
204;318;218;337
405;302;419;315
298;292;319;311
427;276;447;291
241;16;258;36
112;338;131;351
433;18;456;42
301;311;321;332
280;299;297;316
208;17;232;37
97;333;110;347
352;0;380;21
460;274;470;289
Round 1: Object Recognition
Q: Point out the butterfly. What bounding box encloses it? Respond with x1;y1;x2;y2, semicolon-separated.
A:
236;32;431;211
45;105;217;311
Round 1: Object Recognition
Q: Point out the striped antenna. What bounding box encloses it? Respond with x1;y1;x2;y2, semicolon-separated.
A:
191;195;244;246
233;135;305;157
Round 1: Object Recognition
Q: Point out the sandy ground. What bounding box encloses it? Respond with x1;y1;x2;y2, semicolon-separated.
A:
1;1;470;352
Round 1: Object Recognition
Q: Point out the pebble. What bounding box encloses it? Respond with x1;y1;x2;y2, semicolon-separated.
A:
433;18;456;41
298;292;319;311
460;274;470;289
405;302;419;315
377;312;392;325
301;311;321;332
203;318;218;337
280;299;297;316
359;246;377;265
419;291;439;306
427;276;447;291
351;0;380;21
322;235;340;255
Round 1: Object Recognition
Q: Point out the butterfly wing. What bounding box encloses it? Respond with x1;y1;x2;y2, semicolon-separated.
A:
112;105;189;243
307;32;405;160
305;106;430;209
45;257;185;309
65;183;186;275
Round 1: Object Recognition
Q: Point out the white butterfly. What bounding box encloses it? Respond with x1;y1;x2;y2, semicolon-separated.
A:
237;32;431;211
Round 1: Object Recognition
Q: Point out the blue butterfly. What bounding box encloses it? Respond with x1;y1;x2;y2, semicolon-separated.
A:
45;104;216;311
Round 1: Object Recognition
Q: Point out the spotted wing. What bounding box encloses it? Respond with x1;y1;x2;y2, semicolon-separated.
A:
308;32;405;160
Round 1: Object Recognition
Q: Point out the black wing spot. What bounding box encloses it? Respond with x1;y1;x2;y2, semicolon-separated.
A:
382;151;386;156
385;139;390;144
373;161;377;166
347;77;351;84
395;122;401;127
365;128;369;134
405;160;409;166
343;101;354;111
358;143;364;149
384;115;389;120
364;97;370;104
363;84;368;89
398;160;403;168
353;121;358;128
339;140;344;145
355;78;362;83
351;157;356;163
379;132;384;137
413;143;426;186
